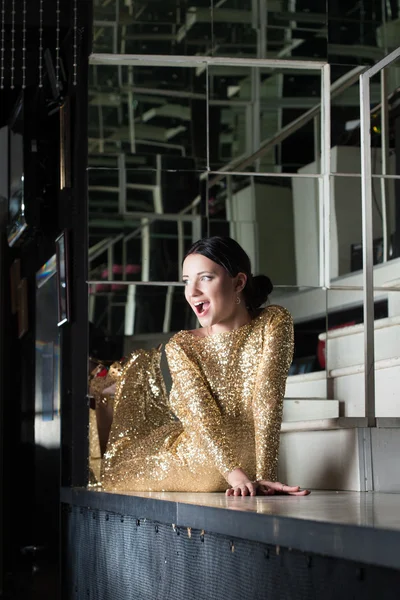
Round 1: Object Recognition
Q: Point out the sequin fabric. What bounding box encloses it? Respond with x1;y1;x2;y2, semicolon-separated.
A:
89;408;101;482
101;305;294;492
88;363;120;483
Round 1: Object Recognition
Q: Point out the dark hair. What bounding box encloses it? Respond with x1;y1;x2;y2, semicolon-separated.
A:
185;236;273;313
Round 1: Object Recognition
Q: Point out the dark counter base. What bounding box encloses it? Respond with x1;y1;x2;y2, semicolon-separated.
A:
62;501;400;600
61;488;400;571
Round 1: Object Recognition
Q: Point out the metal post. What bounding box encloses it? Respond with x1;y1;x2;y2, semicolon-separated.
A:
360;72;376;426
251;68;261;171
141;218;150;282
380;68;390;262
122;239;127;281
154;154;163;213
118;153;126;215
88;291;96;323
177;220;184;281
321;64;331;289
124;284;136;336
163;286;174;333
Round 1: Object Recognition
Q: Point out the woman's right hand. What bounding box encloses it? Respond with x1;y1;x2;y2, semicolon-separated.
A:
226;469;310;497
226;468;258;496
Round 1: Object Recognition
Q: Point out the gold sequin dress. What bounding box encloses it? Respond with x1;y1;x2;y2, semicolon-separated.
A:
101;305;294;492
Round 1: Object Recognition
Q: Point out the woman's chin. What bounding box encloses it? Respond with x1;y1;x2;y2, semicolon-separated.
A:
197;312;212;327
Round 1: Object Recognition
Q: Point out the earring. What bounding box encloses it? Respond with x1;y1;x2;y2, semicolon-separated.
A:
236;295;241;305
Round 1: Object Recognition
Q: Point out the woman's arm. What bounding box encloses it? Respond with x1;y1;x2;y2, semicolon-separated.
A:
252;306;294;481
165;338;241;480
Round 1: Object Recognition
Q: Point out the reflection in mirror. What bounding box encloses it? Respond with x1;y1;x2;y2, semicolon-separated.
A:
368;61;400;177
274;287;328;383
208;65;322;173
211;0;327;60
207;173;322;288
328;0;400;66
88;283;195;337
88;63;207;169
330;175;399;280
88;168;205;282
92;0;328;60
92;0;212;56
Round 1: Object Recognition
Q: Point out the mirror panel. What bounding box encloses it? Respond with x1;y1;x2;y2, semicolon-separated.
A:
89;63;208;169
208;64;323;174
328;0;399;66
208;173;322;288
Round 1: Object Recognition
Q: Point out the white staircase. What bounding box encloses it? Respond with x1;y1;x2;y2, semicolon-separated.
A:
279;309;400;492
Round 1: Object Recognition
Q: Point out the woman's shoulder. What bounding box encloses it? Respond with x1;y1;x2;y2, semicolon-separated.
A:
259;304;293;325
165;330;194;355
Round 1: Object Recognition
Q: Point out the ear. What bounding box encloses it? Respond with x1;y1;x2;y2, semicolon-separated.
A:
235;272;247;293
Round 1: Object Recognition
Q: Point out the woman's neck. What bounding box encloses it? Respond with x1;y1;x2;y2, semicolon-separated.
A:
206;305;252;336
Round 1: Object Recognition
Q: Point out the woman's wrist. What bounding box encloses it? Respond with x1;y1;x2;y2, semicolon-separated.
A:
227;467;251;487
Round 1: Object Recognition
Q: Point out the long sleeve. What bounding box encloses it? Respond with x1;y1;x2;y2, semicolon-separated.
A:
252;306;294;481
165;339;241;479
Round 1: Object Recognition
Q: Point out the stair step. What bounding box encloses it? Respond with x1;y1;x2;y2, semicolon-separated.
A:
278;427;362;491
285;371;327;399
282;398;339;422
319;316;400;371
278;423;400;492
333;357;400;417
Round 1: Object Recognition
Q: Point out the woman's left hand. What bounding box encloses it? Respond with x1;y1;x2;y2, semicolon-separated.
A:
257;480;310;496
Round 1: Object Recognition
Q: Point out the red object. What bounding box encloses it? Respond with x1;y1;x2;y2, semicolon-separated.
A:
96;367;109;378
317;321;356;369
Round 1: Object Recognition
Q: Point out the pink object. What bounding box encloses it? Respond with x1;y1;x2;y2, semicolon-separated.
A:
101;264;141;279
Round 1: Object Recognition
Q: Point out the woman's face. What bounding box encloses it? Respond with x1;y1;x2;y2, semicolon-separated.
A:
182;253;246;327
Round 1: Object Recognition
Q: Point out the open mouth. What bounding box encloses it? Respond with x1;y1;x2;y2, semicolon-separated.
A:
193;301;210;317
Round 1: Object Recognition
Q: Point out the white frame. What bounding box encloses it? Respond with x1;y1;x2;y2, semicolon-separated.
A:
89;52;331;288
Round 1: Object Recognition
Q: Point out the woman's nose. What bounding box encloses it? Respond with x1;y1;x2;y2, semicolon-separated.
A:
186;281;201;296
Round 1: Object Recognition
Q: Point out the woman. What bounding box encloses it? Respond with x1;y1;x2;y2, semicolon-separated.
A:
101;236;309;497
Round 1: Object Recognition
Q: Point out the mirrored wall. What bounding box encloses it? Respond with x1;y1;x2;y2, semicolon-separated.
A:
87;1;400;481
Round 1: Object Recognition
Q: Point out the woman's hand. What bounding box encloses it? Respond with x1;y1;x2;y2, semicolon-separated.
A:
226;468;258;496
225;471;311;497
103;382;116;396
256;480;310;496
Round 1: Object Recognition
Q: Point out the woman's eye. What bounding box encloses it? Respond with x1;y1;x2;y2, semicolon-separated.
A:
182;280;189;286
201;276;212;281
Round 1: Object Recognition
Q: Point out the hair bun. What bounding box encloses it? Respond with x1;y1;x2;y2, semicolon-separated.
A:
252;274;273;308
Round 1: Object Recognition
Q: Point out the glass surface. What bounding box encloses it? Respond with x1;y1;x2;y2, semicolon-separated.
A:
35;265;61;442
92;0;328;60
276;287;328;377
88;63;208;169
88;168;205;283
88;283;194;339
369;61;400;177
211;0;327;60
207;173;322;288
328;0;400;66
329;174;400;282
208;64;322;173
329;174;363;280
92;0;212;56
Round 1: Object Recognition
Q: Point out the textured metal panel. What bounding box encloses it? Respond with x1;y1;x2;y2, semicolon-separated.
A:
62;488;400;570
64;505;400;600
